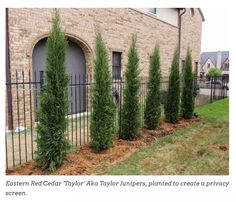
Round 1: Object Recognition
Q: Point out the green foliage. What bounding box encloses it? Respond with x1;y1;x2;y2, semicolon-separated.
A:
195;98;228;120
181;48;195;119
160;91;167;105
120;34;141;140
90;28;115;151
36;9;70;171
165;49;180;123
208;68;221;77
144;44;162;129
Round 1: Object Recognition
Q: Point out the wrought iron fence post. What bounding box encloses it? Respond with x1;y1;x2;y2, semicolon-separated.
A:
119;76;123;135
210;76;213;103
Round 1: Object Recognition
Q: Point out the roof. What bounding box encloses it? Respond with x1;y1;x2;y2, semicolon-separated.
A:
200;51;229;71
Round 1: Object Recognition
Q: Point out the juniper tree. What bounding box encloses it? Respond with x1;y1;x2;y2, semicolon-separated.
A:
165;49;180;123
120;34;141;140
144;44;162;129
181;48;195;119
36;9;70;171
90;29;115;151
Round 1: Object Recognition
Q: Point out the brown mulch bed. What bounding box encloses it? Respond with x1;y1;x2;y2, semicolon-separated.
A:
6;116;200;175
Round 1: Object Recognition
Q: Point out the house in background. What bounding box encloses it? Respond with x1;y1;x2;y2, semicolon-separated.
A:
200;51;229;77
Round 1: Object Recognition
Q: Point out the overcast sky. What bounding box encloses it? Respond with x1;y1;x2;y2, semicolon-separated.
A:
201;8;229;52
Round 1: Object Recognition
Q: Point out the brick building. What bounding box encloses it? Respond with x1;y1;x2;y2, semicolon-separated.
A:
6;8;204;130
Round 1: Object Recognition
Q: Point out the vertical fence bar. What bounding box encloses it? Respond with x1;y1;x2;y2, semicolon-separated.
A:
224;76;227;98
210;77;213;103
5;131;8;169
213;77;216;101
143;81;147;125
141;77;145;127
74;74;78;147
16;70;22;165
142;78;145;127
86;74;89;143
143;80;145;126
89;74;92;141
116;78;118;132
117;78;119;131
66;85;69;140
115;78;117;132
113;79;116;131
222;76;224;99
140;81;142;127
139;78;142;126
5;116;8;170
83;75;85;144
119;75;123;135
34;71;39;150
115;79;117;131
144;79;146;126
79;75;82;145
118;78;120;134
30;71;34;159
113;79;115;130
221;76;224;99
10;71;15;168
70;75;73;145
22;71;27;162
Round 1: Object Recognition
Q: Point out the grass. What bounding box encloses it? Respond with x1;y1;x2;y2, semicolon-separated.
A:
6;114;90;136
105;98;229;175
195;98;228;119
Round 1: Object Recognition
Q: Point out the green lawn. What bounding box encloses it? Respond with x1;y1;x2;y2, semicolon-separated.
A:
105;98;229;175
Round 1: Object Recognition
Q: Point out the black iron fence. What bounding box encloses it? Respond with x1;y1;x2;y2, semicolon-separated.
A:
194;75;229;106
5;70;228;170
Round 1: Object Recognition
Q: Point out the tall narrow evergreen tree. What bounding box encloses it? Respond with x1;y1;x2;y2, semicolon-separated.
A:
90;28;115;151
36;9;70;171
165;49;180;123
181;48;195;119
120;34;140;140
144;44;162;129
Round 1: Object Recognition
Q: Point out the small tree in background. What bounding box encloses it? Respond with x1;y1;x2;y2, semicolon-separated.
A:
144;44;161;129
36;9;70;171
120;34;140;140
181;48;195;119
90;28;115;151
165;49;180;123
208;68;222;77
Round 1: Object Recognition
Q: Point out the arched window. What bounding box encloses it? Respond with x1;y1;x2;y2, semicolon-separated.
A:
32;37;86;114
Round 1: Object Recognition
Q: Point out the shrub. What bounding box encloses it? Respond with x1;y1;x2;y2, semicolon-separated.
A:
181;48;195;119
160;91;167;105
208;68;221;77
36;9;70;171
165;49;180;123
120;34;141;140
90;28;115;151
144;44;162;129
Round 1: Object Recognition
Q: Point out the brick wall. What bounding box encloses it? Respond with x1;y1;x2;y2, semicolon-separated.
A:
180;8;203;73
